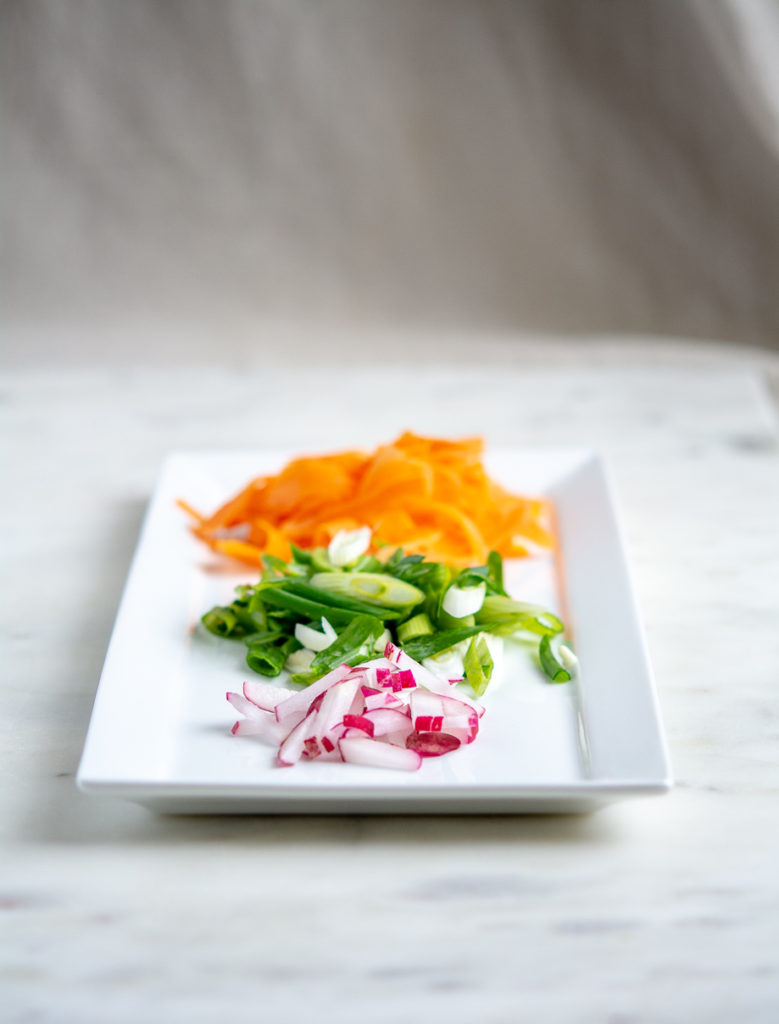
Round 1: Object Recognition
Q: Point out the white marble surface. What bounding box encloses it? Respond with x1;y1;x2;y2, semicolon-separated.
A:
2;335;779;1022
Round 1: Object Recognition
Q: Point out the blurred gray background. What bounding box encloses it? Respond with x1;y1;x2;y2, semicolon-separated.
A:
3;0;779;356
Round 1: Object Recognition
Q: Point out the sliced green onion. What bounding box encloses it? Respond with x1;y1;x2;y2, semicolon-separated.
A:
293;617;338;652
401;625;484;661
350;554;383;573
463;635;494;697
442;581;486;618
256;585;362;626
476;596;563;636
559;643;578;673
328;526;371;567
285;647;316;674
201;606;243;637
246;636;299;677
309;572;424;613
487;550;506;595
397;612;434;644
539;635;572;683
289;543;313;565
292;614;384;682
278;580;405;618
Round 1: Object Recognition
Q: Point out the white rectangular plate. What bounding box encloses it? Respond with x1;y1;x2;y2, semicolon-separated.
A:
77;449;672;813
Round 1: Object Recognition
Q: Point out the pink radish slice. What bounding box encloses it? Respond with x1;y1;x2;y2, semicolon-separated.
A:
364;690;405;712
363;708;414;738
313;677;360;741
384;642;485;716
375;667;392;687
440;713;479;744
226;691;266;720
343;714;374;737
347;689;366;718
277;710;316;766
385;729;414;747
303;737;322;759
242;679;293;711
339;737;422;772
396;669;416;689
406;731;461;757
275;664;352;723
414;715;444;732
409;690;446;731
231;717;289;743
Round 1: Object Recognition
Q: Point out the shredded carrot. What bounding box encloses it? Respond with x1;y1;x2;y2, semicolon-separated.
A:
181;432;553;568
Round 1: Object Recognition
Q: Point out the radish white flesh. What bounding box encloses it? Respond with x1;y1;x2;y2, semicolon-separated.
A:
242;679;293;712
314;677;360;741
364;690;405;712
226;691;266;720
231;717;289;743
278;710;316;766
339;737;422;772
363;708;414;738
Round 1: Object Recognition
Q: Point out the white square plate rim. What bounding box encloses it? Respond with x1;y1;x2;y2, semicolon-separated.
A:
77;447;672;814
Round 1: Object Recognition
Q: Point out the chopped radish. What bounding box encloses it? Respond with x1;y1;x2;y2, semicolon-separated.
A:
242;679;293;712
313;676;360;741
339;737;422;771
277;710;316;766
406;731;461;756
364;689;405;712
363;708;414;738
228;648;486;772
226;691;266;720
385;642;484;716
343;714;375;737
231;717;288;743
275;664;352;723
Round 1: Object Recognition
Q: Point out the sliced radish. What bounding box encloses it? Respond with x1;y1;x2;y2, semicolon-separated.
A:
275;664;352;723
406;731;461;757
231;717;288;743
277;710;316;766
242;679;293;712
314;676;360;741
226;691;266;720
339;737;422;771
342;713;375;737
364;690;405;712
363;708;414;738
385;642;484;716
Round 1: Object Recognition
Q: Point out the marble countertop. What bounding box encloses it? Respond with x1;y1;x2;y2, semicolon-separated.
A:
2;333;778;1022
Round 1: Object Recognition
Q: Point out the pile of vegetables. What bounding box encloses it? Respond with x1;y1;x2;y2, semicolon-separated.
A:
179;432;553;568
201;528;575;698
227;644;486;772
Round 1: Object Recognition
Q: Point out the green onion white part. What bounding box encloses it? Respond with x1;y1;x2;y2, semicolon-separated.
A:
442;581;486;618
328;526;372;567
559;644;578;672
